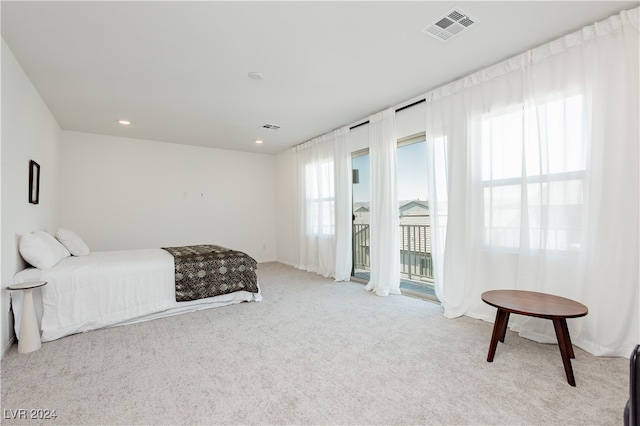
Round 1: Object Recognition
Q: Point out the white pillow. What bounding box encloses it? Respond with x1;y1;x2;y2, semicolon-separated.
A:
55;228;90;256
19;231;71;269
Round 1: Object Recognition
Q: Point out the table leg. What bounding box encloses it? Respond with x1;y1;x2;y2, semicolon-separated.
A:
499;312;510;342
553;318;575;386
18;288;41;354
559;318;575;359
487;309;508;362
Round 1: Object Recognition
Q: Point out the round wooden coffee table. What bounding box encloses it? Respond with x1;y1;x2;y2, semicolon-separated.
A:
481;289;588;386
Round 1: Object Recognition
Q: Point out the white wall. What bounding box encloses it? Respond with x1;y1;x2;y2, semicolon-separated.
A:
60;131;277;262
274;149;295;266
274;103;427;266
396;101;426;140
1;40;62;355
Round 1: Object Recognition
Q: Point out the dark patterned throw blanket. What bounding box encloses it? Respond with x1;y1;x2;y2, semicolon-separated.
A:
161;245;259;302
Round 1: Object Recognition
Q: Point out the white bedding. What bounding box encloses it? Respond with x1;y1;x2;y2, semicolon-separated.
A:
11;249;261;342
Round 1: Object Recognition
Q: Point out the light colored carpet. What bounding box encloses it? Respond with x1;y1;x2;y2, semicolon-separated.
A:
1;262;629;425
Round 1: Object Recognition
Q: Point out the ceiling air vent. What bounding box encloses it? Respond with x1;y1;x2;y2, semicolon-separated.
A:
261;124;280;130
421;8;478;42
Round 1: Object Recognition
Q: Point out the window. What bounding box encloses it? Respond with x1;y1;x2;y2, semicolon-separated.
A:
397;139;432;284
305;161;335;236
480;94;586;251
350;138;440;300
351;150;370;278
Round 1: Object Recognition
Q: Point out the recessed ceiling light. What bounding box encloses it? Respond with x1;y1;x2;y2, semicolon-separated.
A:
118;120;131;126
255;140;264;144
248;72;264;80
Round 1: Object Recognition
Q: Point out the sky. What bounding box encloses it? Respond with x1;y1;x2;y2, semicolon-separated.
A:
352;141;429;204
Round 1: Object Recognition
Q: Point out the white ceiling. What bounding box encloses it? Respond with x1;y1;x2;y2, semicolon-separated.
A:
2;1;636;155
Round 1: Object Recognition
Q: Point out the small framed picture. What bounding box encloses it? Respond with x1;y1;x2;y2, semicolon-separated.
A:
29;160;40;204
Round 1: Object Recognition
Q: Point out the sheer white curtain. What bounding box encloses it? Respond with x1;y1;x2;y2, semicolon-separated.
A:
333;127;353;281
425;8;639;356
293;128;352;280
366;108;401;296
424;129;449;302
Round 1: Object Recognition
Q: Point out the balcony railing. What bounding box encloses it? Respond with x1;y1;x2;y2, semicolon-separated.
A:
353;224;434;283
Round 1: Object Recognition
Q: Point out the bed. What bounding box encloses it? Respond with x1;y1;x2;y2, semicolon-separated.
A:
11;238;261;342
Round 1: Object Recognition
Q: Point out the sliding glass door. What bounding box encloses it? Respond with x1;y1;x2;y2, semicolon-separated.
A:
396;139;436;299
351;150;370;280
350;139;438;300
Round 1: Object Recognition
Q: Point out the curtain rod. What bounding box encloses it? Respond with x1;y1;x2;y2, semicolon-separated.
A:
348;98;426;131
295;97;427;149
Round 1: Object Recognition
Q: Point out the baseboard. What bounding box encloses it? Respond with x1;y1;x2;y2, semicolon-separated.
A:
2;335;16;359
273;259;296;267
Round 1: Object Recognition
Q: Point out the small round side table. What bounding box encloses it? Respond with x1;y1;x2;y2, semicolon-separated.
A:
5;281;47;354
